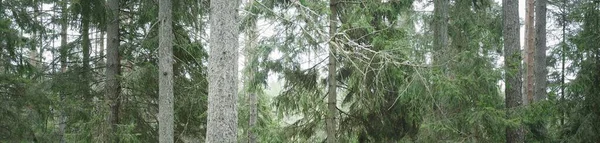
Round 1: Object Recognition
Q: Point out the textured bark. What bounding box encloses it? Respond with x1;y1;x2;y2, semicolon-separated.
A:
58;1;68;142
433;0;449;66
327;0;338;142
205;0;239;142
158;0;174;142
534;0;547;102
503;0;524;142
524;0;535;105
105;0;121;141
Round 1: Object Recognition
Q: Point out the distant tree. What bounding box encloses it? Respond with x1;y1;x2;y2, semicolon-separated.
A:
327;0;338;142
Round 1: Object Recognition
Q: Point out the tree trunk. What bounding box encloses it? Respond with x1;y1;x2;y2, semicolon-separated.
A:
58;1;68;142
560;0;567;126
503;0;524;142
534;0;547;102
205;0;239;142
105;0;121;141
245;1;258;142
524;0;535;105
81;0;91;100
158;0;174;141
433;0;449;67
327;0;338;142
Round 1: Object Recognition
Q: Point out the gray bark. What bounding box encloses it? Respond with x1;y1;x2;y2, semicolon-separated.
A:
105;0;121;141
244;1;258;142
327;0;338;142
58;1;68;142
206;0;240;142
534;0;547;102
433;0;449;66
503;0;524;142
158;0;174;142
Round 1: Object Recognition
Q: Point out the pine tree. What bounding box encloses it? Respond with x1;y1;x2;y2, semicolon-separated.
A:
524;0;535;105
158;0;174;141
327;0;338;142
534;0;547;102
503;0;524;142
105;0;121;141
206;0;240;142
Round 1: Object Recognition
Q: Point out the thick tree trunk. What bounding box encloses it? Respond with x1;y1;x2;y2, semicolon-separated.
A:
158;0;174;142
105;0;121;142
205;0;239;142
327;0;338;142
503;0;524;142
534;0;547;102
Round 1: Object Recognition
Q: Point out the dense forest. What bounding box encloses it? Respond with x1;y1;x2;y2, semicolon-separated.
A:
1;0;599;142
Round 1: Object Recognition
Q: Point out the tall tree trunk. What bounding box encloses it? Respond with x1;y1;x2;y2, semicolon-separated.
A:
327;0;338;142
105;0;121;141
205;0;239;142
503;0;524;142
81;0;91;100
534;0;547;102
158;0;174;141
58;1;68;142
524;0;535;105
560;0;567;126
433;0;448;67
245;1;258;142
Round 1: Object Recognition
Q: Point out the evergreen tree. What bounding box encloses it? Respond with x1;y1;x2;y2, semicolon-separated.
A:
206;0;240;142
158;0;174;141
503;0;525;142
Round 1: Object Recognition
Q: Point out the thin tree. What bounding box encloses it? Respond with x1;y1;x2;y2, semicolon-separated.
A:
81;0;92;100
244;0;259;142
105;0;121;141
503;0;524;142
534;0;547;102
205;0;240;142
524;0;535;105
327;0;338;142
58;1;69;142
158;0;174;141
433;0;448;66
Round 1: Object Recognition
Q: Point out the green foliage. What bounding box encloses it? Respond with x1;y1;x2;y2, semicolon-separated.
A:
1;0;600;142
